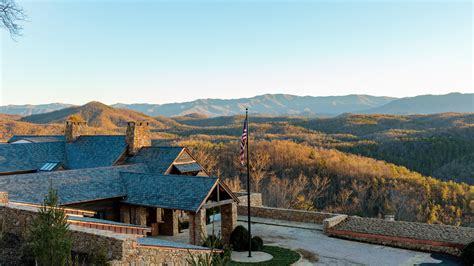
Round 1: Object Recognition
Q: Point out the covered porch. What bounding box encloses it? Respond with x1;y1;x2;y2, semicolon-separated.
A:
118;173;239;245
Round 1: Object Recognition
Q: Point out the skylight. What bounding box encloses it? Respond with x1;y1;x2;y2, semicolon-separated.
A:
39;162;59;171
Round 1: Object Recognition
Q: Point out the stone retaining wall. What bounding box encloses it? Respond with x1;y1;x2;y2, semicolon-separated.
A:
238;205;337;224
326;216;474;256
235;192;263;207
0;204;209;265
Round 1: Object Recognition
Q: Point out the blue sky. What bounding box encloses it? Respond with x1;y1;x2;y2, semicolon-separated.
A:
1;0;472;105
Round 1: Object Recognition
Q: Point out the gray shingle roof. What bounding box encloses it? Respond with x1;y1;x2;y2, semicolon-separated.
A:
126;147;183;174
8;135;65;143
121;172;218;212
0;164;145;205
1;135;128;173
174;162;202;173
65;136;127;169
0;142;66;173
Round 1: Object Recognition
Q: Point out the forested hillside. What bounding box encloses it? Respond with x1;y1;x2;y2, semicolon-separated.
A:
182;139;473;226
1;103;472;226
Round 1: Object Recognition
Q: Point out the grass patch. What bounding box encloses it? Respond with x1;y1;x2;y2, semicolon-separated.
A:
229;245;300;266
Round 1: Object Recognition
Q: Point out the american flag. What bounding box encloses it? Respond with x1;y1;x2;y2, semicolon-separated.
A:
240;117;248;166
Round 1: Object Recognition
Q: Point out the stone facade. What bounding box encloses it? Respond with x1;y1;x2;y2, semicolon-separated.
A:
238;205;337;224
65;120;87;143
161;209;179;236
0;192;8;204
188;209;207;246
326;216;474;256
221;203;237;243
120;204;147;226
323;214;348;234
235;192;263;207
0;204;210;265
126;121;151;155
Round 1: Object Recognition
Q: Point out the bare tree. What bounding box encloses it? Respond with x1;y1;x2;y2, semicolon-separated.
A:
307;175;330;207
0;0;26;38
249;149;270;193
266;174;308;208
223;176;241;192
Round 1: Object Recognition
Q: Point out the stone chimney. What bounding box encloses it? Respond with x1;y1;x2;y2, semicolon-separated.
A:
65;120;87;143
126;121;151;155
0;192;8;205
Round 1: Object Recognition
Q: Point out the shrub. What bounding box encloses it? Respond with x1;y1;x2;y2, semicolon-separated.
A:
229;225;249;251
461;242;474;265
251;236;263;251
203;235;223;249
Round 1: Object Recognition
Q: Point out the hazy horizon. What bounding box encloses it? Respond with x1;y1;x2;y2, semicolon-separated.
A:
0;91;472;107
1;1;472;105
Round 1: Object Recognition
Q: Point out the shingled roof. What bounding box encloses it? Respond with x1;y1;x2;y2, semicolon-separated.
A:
126;146;184;174
8;135;66;143
0;142;66;173
121;172;218;212
65;136;127;169
0;164;145;205
0;135;127;173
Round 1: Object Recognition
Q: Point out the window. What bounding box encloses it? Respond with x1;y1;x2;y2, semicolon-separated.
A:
39;162;59;171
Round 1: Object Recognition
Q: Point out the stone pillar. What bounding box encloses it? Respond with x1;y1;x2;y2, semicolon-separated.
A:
134;206;147;226
221;203;237;244
0;192;8;205
119;205;131;224
161;209;179;236
189;209;207;246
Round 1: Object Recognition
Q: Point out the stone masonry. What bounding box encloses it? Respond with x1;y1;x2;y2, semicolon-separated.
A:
235;192;263;207
120;205;147;226
161;209;179;236
65;120;87;143
0;203;210;265
221;203;237;244
126;121;151;155
238;205;337;224
326;216;474;256
188;209;207;246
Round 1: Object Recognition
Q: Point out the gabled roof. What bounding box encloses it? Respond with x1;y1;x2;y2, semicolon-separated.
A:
0;164;145;205
0;142;66;174
8;135;65;143
126;146;184;174
174;162;202;173
121;172;218;212
65;136;127;169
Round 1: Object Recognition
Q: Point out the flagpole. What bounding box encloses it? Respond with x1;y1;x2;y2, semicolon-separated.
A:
246;108;252;258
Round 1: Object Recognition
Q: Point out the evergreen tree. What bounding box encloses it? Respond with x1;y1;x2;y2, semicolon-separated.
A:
28;181;72;266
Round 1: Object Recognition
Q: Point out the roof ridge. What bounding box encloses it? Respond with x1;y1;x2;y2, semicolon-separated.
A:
121;171;218;180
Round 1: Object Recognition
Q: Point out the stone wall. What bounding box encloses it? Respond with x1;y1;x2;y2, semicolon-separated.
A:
0;204;210;265
235;192;263;207
326;216;474;256
238;205;337;224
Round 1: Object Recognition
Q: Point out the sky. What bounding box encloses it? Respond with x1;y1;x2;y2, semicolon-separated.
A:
0;0;472;105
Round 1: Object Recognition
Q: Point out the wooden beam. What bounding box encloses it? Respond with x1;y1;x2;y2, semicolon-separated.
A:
203;199;234;209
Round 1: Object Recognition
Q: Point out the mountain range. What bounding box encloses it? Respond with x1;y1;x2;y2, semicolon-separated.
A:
0;93;472;117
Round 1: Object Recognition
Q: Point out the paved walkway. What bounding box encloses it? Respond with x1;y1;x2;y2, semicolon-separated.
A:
154;217;462;265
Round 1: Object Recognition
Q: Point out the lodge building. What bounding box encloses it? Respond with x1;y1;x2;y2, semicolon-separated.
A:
0;120;239;246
